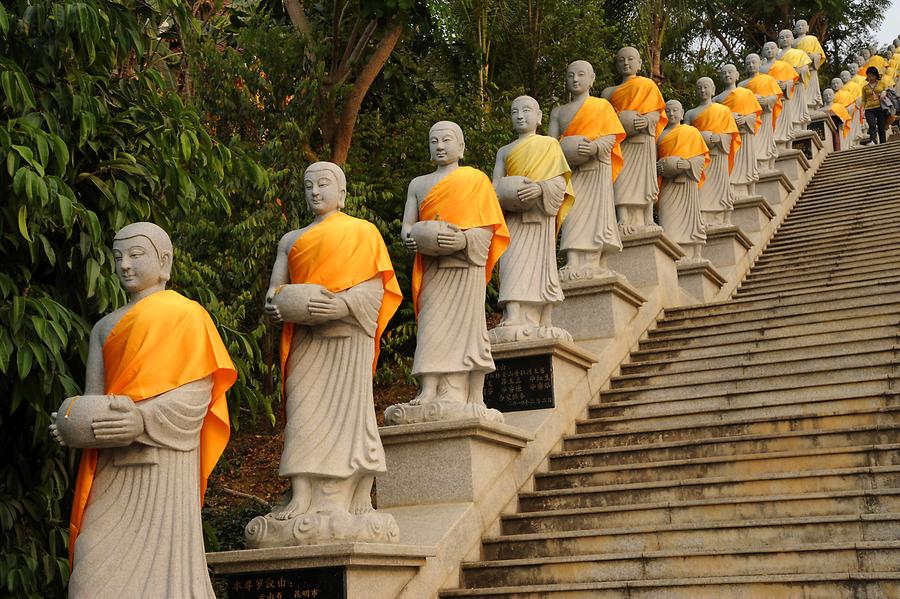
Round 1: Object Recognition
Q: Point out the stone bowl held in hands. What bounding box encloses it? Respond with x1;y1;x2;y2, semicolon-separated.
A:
559;136;591;167
411;220;462;256
55;394;127;449
494;176;537;212
270;283;327;324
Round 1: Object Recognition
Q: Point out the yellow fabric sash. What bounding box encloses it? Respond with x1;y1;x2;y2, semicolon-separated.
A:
720;87;763;133
744;73;784;131
851;75;866;87
657;124;711;189
778;49;813;85
795;35;826;63
70;290;237;564
280;211;402;375
411;166;509;314
609;76;669;138
858;56;888;76
692;103;741;173
505;134;575;226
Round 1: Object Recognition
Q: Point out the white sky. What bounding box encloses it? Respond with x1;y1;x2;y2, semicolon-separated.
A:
877;0;900;45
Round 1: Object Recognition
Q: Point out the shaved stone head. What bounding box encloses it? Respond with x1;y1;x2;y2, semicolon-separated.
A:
567;60;595;76
114;222;173;262
512;95;541;112
305;161;347;192
429;120;465;146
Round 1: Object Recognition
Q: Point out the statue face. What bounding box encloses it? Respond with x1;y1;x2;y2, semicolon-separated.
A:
762;43;777;59
841;70;853;83
696;78;715;101
429;128;463;165
862;48;871;60
566;61;594;94
720;65;738;85
777;30;793;49
113;236;166;295
822;88;835;103
831;78;843;91
510;99;540;134
616;48;642;76
665;101;684;124
794;20;808;36
745;54;760;74
304;168;344;216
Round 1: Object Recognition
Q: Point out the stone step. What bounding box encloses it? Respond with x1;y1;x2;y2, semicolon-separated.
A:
777;196;900;224
513;479;900;526
568;405;900;450
582;391;898;434
552;424;899;470
759;228;900;256
746;247;900;280
735;273;900;299
442;573;900;598
790;182;899;206
458;541;900;588
482;513;900;560
535;444;900;490
729;277;900;304
739;262;900;293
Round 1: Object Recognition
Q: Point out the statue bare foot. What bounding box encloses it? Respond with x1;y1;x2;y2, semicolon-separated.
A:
409;390;438;406
619;223;639;237
270;496;307;520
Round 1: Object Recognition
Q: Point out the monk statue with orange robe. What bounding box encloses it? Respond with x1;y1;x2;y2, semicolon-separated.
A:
685;77;741;227
774;33;813;133
832;77;862;150
385;121;509;425
601;47;668;235
656;100;710;261
715;63;763;199
761;42;802;149
250;162;402;546
490;95;573;343
50;222;236;599
741;54;783;172
548;60;626;281
815;87;852;150
793;19;825;110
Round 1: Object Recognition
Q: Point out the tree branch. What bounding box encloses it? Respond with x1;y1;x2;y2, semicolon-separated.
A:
283;0;311;35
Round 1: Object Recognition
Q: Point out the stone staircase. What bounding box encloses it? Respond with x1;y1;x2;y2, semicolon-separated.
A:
441;141;900;598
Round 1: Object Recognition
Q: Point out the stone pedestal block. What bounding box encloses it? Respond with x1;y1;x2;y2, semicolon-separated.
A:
377;419;532;508
809;115;837;152
676;259;726;305
704;224;754;282
731;195;775;246
553;274;646;356
756;169;794;209
607;229;685;308
775;148;811;184
792;128;825;163
207;544;434;599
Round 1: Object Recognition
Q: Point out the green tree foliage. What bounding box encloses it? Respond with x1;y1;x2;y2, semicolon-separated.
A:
0;1;263;596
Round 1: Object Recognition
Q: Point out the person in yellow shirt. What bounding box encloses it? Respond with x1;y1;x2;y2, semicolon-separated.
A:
862;66;889;144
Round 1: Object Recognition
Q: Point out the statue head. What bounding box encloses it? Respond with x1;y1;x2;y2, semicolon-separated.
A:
566;60;595;94
428;120;465;165
794;19;809;36
696;77;716;101
853;53;864;65
304;162;347;217
822;87;835;104
113;222;173;295
615;47;643;77
842;69;854;83
720;63;739;86
745;53;761;75
777;30;794;49
665;100;684;125
831;77;844;92
510;95;541;135
862;48;871;60
762;42;778;60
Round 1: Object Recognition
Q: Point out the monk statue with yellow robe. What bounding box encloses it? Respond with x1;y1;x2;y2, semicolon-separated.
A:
741;53;783;171
815;87;852;150
834;75;864;148
715;63;763;199
50;222;236;599
385;121;509;425
793;19;826;110
548;60;626;281
761;41;801;149
656;100;710;261
601;47;668;235
774;34;813;134
490;95;573;344
685;77;741;228
248;162;403;546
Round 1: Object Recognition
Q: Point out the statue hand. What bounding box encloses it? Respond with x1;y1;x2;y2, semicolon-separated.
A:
403;233;418;252
576;138;596;156
307;290;350;321
92;396;143;443
633;115;649;132
708;133;721;144
264;292;283;323
49;411;66;446
656;160;665;175
517;182;542;203
436;227;466;251
676;158;691;171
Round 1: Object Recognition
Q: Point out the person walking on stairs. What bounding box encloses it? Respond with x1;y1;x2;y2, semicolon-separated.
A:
861;66;889;144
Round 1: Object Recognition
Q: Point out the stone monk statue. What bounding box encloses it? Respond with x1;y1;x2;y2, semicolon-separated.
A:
816;87;852;149
685;77;741;227
490;95;573;343
656;100;710;261
248;162;402;546
776;32;813;132
741;54;783;172
761;41;802;148
548;60;626;281
601;47;668;235
832;77;862;149
715;63;763;199
50;222;237;599
793;19;826;109
385;121;509;425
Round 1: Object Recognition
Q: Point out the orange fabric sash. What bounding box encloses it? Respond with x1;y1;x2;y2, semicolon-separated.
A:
280;211;402;376
657;124;711;189
691;103;741;173
608;76;669;138
411;166;509;314
720;87;763;133
767;59;801;84
561;96;626;182
69;290;236;564
743;73;784;131
829;102;852;138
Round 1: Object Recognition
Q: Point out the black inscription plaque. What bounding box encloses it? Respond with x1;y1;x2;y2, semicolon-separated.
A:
794;136;814;160
221;566;345;599
808;120;826;147
483;353;555;412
